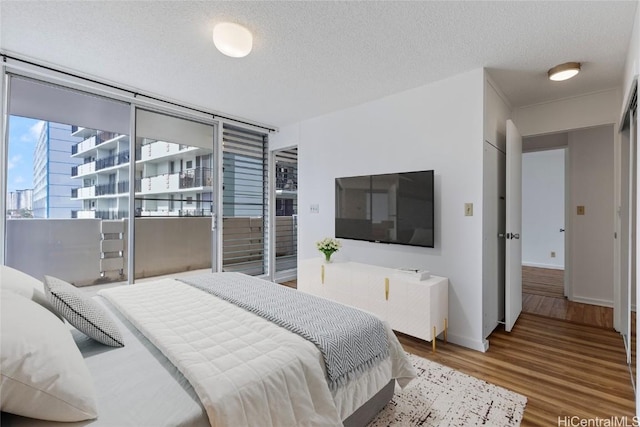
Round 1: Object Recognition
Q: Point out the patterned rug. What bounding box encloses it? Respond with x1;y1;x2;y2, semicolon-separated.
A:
369;353;527;426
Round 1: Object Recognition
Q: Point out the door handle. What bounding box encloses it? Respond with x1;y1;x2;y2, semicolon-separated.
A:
506;233;520;239
560;228;565;232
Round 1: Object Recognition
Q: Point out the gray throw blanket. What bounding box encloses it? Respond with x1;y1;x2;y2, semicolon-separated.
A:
179;272;389;390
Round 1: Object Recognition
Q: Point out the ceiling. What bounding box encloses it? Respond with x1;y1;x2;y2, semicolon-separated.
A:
0;1;637;128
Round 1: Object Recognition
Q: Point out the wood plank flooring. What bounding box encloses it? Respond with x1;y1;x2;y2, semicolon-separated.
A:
522;266;565;298
521;266;614;329
522;293;614;329
400;313;635;426
284;277;635;423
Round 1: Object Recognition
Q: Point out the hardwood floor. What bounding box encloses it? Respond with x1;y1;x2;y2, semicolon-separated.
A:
282;277;635;424
522;266;565;298
400;313;635;425
522;293;614;329
522;266;614;329
279;279;297;289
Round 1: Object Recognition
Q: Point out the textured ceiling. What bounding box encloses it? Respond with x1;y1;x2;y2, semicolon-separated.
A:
0;1;637;127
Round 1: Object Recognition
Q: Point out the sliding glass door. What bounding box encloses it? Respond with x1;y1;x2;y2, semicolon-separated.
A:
2;67;273;285
273;147;298;282
4;75;131;285
133;109;217;280
222;124;269;276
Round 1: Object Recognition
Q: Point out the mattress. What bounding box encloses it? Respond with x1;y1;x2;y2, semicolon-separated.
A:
3;276;415;426
2;297;210;427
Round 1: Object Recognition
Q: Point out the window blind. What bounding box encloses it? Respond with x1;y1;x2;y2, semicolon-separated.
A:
222;124;268;276
8;75;130;135
274;148;298;275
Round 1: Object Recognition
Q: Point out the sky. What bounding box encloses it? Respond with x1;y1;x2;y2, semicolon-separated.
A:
7;116;43;193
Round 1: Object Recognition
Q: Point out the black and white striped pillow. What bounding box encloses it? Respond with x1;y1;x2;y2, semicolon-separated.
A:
44;276;124;347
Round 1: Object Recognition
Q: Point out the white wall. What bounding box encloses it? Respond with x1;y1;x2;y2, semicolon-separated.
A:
569;125;615;306
273;68;486;351
621;7;640;416
512;89;621;138
482;74;511;339
622;4;640;119
513;90;620;311
522;149;565;269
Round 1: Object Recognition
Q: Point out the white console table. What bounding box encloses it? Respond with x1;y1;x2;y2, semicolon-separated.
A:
298;259;448;351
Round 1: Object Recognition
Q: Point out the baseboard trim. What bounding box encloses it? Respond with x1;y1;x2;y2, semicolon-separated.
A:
446;333;487;353
522;262;564;270
570;296;614;308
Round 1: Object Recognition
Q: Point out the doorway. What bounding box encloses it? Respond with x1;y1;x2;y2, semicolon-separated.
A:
519;126;616;329
521;146;566;305
272;147;298;284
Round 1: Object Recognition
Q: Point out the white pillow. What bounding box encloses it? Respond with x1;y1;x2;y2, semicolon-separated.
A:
0;290;98;421
0;265;62;320
44;275;125;347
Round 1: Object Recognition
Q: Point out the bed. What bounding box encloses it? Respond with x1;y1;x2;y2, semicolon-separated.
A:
1;269;416;427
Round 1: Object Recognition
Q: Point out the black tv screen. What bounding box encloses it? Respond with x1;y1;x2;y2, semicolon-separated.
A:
335;170;434;247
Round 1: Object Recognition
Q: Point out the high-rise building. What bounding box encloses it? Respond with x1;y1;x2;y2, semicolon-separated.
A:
32;122;83;218
6;189;33;212
70;127;213;219
69;127;131;219
17;189;33;211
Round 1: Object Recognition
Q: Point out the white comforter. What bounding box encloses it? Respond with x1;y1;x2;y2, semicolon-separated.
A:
100;278;415;427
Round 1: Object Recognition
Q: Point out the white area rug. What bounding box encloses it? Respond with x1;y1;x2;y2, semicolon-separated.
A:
369;353;527;426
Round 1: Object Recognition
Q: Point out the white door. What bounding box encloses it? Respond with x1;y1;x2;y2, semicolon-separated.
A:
505;119;523;332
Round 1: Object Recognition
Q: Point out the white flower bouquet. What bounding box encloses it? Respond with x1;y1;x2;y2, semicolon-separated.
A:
316;237;342;262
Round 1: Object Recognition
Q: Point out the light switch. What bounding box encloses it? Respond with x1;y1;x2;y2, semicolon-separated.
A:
464;203;473;216
577;206;585;215
310;204;320;214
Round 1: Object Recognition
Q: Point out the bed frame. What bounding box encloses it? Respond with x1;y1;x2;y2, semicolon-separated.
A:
343;379;395;427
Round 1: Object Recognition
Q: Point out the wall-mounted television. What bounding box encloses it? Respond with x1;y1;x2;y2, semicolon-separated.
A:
335;170;434;248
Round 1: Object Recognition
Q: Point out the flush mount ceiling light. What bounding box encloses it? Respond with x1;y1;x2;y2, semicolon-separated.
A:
213;22;253;58
548;62;581;81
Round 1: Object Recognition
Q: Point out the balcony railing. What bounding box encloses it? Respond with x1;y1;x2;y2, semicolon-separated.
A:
95;181;128;196
96;150;130;171
135;168;212;194
71;131;122;156
180;167;213;189
136;208;212;217
136;141;195;162
72;161;96;177
95;210;128;220
6;215;295;284
71;185;95;199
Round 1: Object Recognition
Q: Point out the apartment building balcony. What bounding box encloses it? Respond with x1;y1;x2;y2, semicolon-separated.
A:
138;208;212;217
95;150;129;171
136;167;212;195
136;141;198;163
71;132;126;157
71;161;96;177
71;210;95;219
72;181;130;200
71;210;127;220
70;126;94;138
7;216;294;285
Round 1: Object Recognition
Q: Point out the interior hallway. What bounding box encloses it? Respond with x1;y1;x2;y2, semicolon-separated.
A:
522;266;613;329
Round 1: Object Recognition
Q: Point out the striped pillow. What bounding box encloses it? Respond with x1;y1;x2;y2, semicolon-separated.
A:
44;276;124;347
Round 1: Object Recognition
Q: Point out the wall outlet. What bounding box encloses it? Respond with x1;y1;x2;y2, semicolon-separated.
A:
310;204;320;214
464;203;473;216
577;205;585;215
551;251;556;258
